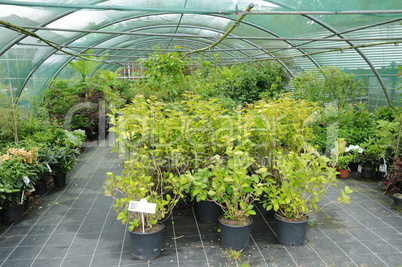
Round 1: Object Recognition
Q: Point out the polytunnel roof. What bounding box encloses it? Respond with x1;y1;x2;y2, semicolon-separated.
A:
1;0;402;106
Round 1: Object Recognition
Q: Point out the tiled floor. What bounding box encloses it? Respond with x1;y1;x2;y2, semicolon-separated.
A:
1;137;401;267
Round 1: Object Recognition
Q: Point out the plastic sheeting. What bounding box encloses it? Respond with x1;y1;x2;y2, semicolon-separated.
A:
0;0;401;107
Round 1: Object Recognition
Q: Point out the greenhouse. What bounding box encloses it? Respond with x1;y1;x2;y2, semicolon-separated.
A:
0;0;401;266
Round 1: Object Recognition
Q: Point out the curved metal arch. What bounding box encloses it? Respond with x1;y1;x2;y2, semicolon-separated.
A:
21;21;270;93
79;38;225;73
263;0;392;106
212;14;321;72
65;23;286;74
18;26;242;97
0;0;121;57
270;17;402;55
18;10;295;95
18;10;317;95
50;36;244;81
95;37;257;71
84;24;253;59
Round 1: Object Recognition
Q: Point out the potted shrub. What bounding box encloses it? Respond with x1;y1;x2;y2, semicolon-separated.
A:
0;180;22;223
188;168;224;222
359;140;385;179
263;145;353;247
104;163;188;260
345;144;363;172
337;154;353;178
383;158;402;209
204;148;268;251
47;145;77;188
0;148;37;222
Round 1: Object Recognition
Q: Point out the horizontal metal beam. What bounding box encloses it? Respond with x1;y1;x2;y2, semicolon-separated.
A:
19;41;402;53
0;0;234;14
1;1;401;16
15;25;402;42
236;10;402;15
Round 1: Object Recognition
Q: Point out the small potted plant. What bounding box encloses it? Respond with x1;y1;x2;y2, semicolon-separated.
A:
104;161;188;260
0;148;37;222
263;145;353;247
0;179;22;222
337;154;353;178
359;140;385;179
47;145;77;188
345;145;363;172
188;167;224;222
383;158;402;209
205;148;269;251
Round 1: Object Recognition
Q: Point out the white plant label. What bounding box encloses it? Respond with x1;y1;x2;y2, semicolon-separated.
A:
128;199;156;214
379;164;387;173
358;164;362;173
23;176;30;186
46;163;52;173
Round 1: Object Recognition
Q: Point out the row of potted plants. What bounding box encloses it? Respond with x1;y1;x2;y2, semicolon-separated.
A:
104;94;353;259
0;128;86;223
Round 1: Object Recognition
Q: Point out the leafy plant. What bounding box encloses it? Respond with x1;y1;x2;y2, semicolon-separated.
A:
345;144;364;163
135;46;189;103
358;139;386;169
104;166;188;232
337;154;353;170
292;66;365;109
221;62;287;106
69;50;105;81
0;147;37;207
189;149;269;223
263;145;353;221
46;145;77;174
383;158;402;195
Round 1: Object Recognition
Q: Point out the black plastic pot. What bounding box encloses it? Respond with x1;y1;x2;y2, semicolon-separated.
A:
175;192;194;209
0;205;23;223
23;197;30;211
361;167;376;179
53;173;66;188
197;200;223;222
393;193;402;209
129;223;165;260
219;215;253;251
274;213;308;247
87;132;98;141
376;171;387;181
348;162;359;172
34;179;48;195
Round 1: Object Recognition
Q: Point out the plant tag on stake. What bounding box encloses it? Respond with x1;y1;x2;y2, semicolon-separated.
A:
128;199;157;214
23;176;30;186
128;199;157;233
46;163;52;173
358;164;362;173
379;164;387;173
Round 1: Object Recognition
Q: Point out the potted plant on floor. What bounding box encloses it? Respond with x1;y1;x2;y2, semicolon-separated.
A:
263;145;353;247
383;157;402;209
104;161;189;260
188;168;224;222
345;145;363;172
337;154;353;179
47;145;77;188
0;179;22;222
359;140;385;179
0;148;36;222
205;148;269;251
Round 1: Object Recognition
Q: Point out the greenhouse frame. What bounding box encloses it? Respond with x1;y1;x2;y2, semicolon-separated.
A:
0;0;401;106
1;1;402;267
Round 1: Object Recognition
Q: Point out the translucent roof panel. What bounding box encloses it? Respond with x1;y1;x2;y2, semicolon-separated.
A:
0;0;401;108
